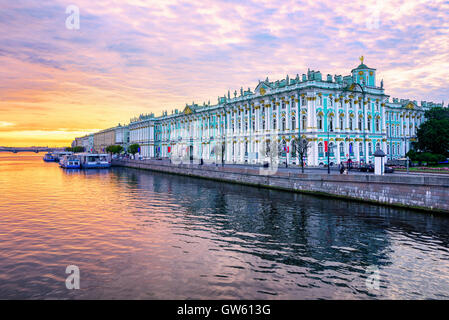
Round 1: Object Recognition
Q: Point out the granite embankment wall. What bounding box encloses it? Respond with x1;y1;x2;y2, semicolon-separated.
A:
113;159;449;213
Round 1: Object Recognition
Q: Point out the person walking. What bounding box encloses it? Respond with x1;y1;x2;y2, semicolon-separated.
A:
339;162;345;174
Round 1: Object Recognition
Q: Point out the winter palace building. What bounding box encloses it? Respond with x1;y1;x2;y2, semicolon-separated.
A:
74;58;445;166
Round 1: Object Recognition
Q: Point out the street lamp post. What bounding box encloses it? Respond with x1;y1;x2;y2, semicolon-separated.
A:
327;129;330;174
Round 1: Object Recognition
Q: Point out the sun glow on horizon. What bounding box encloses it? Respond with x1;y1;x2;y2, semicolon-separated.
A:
1;0;448;146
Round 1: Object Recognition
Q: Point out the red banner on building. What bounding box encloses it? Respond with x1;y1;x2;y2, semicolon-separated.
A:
324;141;328;152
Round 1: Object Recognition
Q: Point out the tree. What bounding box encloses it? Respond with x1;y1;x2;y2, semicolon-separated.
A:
291;137;311;173
407;150;446;165
259;138;280;166
128;143;140;156
414;118;449;157
424;107;449;121
65;146;84;153
106;145;124;155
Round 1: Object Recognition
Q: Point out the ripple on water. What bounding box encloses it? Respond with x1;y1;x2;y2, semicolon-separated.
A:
1;153;449;299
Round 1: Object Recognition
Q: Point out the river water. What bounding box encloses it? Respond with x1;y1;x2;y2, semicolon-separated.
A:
0;153;448;299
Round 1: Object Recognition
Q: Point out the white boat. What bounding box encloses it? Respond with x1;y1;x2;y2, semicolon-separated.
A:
59;155;81;169
53;151;73;162
79;153;111;169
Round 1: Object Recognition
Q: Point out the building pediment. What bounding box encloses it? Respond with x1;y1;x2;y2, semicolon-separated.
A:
254;81;272;96
404;102;417;109
183;105;195;115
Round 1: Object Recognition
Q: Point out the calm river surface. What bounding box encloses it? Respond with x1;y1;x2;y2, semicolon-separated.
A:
0;153;448;299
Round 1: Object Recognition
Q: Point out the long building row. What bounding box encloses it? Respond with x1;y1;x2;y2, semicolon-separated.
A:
72;58;445;166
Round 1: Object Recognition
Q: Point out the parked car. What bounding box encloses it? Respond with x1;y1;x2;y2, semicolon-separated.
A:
360;164;374;172
384;166;395;173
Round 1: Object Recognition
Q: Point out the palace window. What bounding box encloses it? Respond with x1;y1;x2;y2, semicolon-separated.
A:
376;142;380;151
302;115;307;130
349;118;353;130
340;143;344;156
368;142;373;156
301;98;306;106
375;118;380;132
318;116;323;130
387;144;390;154
340;117;344;130
358;117;362;130
367;118;372;131
291;116;296;131
262;120;265;130
318;142;324;157
281;102;286;109
359;143;364;156
329;117;334;132
282;118;286;131
328;142;334;157
349;143;354;156
273;118;277;130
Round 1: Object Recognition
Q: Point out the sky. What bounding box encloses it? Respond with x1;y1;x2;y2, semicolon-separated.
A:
0;0;448;147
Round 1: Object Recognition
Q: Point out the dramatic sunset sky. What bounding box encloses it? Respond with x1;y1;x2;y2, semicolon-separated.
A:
1;0;448;146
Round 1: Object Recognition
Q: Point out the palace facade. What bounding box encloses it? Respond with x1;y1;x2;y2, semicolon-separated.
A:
74;59;445;166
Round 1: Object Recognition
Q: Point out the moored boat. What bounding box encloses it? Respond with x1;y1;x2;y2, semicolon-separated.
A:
53;151;72;162
43;153;56;162
59;155;81;169
79;153;111;169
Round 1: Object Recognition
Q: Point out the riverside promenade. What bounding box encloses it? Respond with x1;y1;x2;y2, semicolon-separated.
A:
113;159;449;213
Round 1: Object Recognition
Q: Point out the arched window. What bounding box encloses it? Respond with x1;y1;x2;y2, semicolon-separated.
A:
245;141;248;155
318;142;324;156
291;116;296;130
273;118;277;130
329;117;334;132
302;115;307;130
367;118;372;131
375;118;380;131
317;116;323;130
329;142;334;157
375;142;380;151
340;143;344;155
368;142;373;155
281;118;286;131
291;140;297;155
358;117;362;130
359;142;364;156
349;117;353;130
262;119;265;130
349;142;354;155
387;144;390;154
340;117;344;130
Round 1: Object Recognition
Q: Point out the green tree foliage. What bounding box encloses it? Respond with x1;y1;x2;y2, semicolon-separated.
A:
127;143;140;155
414;108;449;156
65;146;85;153
406;150;446;165
106;145;124;154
